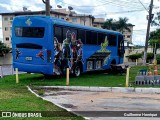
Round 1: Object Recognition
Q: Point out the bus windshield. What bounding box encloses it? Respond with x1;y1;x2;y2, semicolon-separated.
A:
15;27;45;38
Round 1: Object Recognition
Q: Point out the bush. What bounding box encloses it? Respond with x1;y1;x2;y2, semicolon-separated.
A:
156;54;160;64
0;41;10;56
147;52;154;63
127;53;154;63
128;53;142;62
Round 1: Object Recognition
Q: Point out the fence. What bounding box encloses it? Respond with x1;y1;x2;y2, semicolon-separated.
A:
0;65;14;78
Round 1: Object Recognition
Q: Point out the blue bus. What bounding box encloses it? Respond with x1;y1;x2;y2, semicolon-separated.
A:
12;16;124;76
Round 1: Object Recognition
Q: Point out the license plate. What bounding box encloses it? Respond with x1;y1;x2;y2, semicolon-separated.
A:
26;57;32;61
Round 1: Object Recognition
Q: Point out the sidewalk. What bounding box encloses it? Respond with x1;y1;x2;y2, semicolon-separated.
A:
37;86;160;94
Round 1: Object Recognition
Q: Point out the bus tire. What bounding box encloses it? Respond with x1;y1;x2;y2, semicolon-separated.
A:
74;65;81;77
111;59;116;65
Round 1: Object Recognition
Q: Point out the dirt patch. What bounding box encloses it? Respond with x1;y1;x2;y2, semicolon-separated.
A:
45;92;74;96
61;104;77;109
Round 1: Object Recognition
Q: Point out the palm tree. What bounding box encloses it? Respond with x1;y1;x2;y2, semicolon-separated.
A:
117;17;131;34
102;18;117;30
149;29;160;54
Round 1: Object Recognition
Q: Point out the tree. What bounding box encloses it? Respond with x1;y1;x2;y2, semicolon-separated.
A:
152;11;160;26
102;18;117;30
117;17;131;33
102;17;131;33
149;29;160;54
0;41;10;56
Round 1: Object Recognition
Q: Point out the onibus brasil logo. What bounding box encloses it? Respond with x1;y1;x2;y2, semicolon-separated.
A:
1;112;42;118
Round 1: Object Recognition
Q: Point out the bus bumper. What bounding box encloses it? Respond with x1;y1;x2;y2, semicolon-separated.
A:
13;62;53;75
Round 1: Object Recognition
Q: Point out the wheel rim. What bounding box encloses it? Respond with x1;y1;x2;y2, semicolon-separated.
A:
75;66;80;76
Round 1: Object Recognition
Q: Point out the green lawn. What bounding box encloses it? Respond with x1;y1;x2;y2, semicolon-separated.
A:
0;65;153;88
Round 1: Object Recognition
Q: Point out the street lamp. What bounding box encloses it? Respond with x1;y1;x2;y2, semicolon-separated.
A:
57;5;73;15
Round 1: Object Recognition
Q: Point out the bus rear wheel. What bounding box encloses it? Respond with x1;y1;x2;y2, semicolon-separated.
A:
74;65;81;77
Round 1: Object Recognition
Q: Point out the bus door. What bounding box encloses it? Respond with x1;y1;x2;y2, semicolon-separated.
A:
118;35;125;64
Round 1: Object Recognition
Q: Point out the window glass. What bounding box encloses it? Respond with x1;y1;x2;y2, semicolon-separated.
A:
5;27;8;31
70;28;77;39
86;31;98;45
127;35;131;38
6;37;9;41
91;31;97;45
4;17;8;21
15;27;44;38
86;31;92;44
63;27;70;40
54;26;63;43
10;17;13;20
77;29;85;44
98;33;105;45
72;18;77;22
108;34;117;46
118;35;124;56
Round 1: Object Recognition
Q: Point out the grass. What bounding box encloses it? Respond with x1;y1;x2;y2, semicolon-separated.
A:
0;74;84;120
0;65;159;119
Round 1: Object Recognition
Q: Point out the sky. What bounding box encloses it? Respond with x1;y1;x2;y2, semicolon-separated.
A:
0;0;159;45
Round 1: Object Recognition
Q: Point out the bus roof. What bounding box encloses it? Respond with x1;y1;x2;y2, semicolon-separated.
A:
15;15;122;35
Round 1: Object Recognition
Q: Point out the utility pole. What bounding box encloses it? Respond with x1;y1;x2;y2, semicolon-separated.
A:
143;0;154;65
84;14;86;25
42;0;50;16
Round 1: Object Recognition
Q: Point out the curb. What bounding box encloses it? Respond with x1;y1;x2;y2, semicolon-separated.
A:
36;86;160;94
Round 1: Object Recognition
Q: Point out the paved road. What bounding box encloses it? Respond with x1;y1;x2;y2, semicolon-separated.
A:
0;65;25;76
40;89;160;120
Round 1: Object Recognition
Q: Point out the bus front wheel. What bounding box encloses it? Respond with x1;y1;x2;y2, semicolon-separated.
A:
74;65;81;77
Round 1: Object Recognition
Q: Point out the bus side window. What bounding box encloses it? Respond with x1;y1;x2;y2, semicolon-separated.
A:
54;26;63;43
91;31;98;45
86;31;92;44
70;28;77;39
77;29;85;44
98;33;105;45
63;27;70;40
108;34;117;46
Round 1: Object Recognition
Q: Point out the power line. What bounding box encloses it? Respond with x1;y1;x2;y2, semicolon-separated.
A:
133;28;157;31
93;9;145;16
57;0;146;10
137;0;149;12
57;0;149;17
